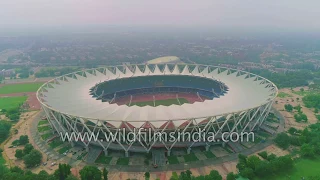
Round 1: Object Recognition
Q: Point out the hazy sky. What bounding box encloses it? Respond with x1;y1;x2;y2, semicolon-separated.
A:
1;0;319;30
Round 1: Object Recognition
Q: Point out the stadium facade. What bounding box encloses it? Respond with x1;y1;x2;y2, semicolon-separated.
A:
37;64;278;157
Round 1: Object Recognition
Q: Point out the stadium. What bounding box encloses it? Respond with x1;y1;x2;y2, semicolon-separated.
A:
37;64;278;160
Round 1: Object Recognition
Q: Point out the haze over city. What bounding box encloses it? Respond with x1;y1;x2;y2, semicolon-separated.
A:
1;0;320;33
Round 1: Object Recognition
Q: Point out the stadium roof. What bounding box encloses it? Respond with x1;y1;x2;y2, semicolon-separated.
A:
147;56;181;64
37;64;277;128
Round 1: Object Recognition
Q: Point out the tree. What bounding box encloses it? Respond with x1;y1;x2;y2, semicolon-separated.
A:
246;155;262;170
0;164;8;180
207;170;222;180
66;175;79;180
10;166;24;174
144;171;150;180
266;154;277;161
301;144;315;158
226;172;236;180
284;104;293;112
254;161;270;177
15;149;24;159
170;172;179;180
103;168;109;180
37;170;55;180
257;151;268;159
294;105;302;112
0;121;11;144
240;168;254;179
288;127;298;135
23;149;42;168
80;166;101;180
314;108;319;113
54;163;71;180
300;88;305;92
23;143;34;154
19;135;29;145
274;133;290;149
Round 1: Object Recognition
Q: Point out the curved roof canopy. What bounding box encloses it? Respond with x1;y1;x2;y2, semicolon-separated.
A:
37;64;278;128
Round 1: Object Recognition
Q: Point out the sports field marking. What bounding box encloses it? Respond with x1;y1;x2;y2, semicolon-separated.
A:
128;98;189;107
0;82;44;94
0;96;28;110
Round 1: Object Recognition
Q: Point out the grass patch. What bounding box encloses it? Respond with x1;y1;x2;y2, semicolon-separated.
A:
129;98;189;107
95;155;112;164
116;157;130;165
0;96;27;110
253;135;263;144
167;156;179;164
41;133;52;140
292;90;320;97
48;139;64;149
0;82;44;94
0;154;5;165
58;146;71;154
38;120;49;126
183;153;198;162
257;157;320;180
203;151;216;159
38;125;51;132
277;92;293;98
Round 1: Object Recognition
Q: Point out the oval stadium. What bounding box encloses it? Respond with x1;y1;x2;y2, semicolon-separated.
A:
36;64;278;162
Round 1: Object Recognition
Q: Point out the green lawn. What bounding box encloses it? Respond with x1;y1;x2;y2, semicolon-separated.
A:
129;98;189;107
95;155;112;164
38;125;51;132
48;139;64;149
167;156;179;164
203;151;216;159
41;133;52;141
277;92;293;98
183;153;199;162
0;96;27;110
116;157;130;165
58;146;71;154
0;154;5;165
38;120;49;126
0;82;44;94
258;158;320;180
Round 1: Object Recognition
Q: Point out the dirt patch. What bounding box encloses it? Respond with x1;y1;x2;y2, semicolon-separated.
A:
3;111;58;174
273;87;317;130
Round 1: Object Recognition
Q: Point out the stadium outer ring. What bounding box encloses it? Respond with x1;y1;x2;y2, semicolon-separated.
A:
36;64;278;157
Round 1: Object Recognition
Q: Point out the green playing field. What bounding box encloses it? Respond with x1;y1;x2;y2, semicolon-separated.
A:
128;98;189;107
0;82;44;94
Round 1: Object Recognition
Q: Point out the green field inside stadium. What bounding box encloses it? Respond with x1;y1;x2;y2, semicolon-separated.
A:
0;82;44;94
128;98;189;107
0;96;28;110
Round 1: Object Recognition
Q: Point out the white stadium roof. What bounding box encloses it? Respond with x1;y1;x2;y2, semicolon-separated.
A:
37;64;277;128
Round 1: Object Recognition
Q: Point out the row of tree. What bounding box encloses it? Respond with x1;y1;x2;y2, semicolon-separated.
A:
236;153;294;179
249;69;313;88
3;107;22;121
275;123;320;158
15;143;42;168
0;120;11;144
303;94;320;109
169;169;222;180
0;160;110;180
